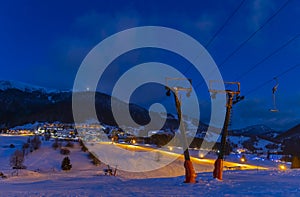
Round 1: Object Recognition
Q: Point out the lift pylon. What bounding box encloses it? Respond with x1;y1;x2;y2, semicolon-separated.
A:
209;81;244;180
165;77;196;183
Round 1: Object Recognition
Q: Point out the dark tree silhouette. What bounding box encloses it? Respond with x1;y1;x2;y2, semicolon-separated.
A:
31;135;41;150
60;148;70;155
282;137;300;168
22;143;30;156
61;156;72;171
65;141;74;148
10;150;25;170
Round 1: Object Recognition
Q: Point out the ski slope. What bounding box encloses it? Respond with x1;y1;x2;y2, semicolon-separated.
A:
0;135;299;196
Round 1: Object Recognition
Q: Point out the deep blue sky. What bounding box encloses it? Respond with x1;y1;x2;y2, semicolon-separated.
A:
0;0;299;130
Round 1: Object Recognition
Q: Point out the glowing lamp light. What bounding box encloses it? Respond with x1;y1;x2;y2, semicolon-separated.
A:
279;164;287;171
240;157;246;163
199;153;205;159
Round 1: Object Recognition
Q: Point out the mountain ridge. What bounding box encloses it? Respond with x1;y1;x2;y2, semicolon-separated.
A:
0;80;298;141
0;80;62;93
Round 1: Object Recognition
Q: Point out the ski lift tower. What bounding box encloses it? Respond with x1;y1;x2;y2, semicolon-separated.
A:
209;81;244;180
165;77;196;183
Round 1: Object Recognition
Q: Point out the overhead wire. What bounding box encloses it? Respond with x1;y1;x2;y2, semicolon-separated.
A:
169;0;293;111
193;0;291;89
185;0;295;127
198;62;300;108
217;0;291;69
235;34;300;81
180;0;246;79
244;63;300;96
204;0;246;48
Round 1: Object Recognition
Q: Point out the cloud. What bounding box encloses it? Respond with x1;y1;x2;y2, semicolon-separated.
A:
246;0;277;31
194;13;217;36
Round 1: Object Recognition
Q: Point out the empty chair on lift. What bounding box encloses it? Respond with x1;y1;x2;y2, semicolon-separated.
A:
270;78;279;112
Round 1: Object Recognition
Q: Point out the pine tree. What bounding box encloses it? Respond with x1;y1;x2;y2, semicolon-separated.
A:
61;156;72;171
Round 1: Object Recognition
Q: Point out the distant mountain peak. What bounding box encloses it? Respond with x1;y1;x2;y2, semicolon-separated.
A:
232;124;278;136
243;124;273;130
276;123;300;140
0;80;59;93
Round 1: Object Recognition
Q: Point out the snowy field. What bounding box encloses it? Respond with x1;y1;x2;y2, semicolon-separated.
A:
0;135;300;196
1;170;300;197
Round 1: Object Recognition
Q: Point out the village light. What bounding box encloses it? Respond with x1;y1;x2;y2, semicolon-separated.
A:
131;139;136;144
279;164;287;171
199;153;205;159
240;155;247;163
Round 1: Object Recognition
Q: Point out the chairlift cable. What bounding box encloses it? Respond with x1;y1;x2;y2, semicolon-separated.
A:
180;0;246;77
193;0;291;90
204;0;247;48
235;34;300;81
217;0;291;70
198;62;300;106
244;63;300;96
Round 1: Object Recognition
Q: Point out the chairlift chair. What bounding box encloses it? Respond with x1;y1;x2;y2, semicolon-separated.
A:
270;78;279;112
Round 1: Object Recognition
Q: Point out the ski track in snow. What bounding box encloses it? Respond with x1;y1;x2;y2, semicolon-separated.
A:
1;136;300;196
1;170;300;197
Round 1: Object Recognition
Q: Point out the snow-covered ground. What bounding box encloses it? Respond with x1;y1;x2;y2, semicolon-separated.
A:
1;169;300;197
1;135;299;196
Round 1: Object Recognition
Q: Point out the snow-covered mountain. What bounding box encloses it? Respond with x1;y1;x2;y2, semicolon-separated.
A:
0;80;152;129
0;80;60;93
230;124;283;140
276;124;300;140
0;80;293;147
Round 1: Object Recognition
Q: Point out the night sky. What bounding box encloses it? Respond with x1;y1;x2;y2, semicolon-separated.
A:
0;0;299;130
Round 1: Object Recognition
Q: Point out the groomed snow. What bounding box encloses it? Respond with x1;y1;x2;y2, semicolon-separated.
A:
1;135;300;196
